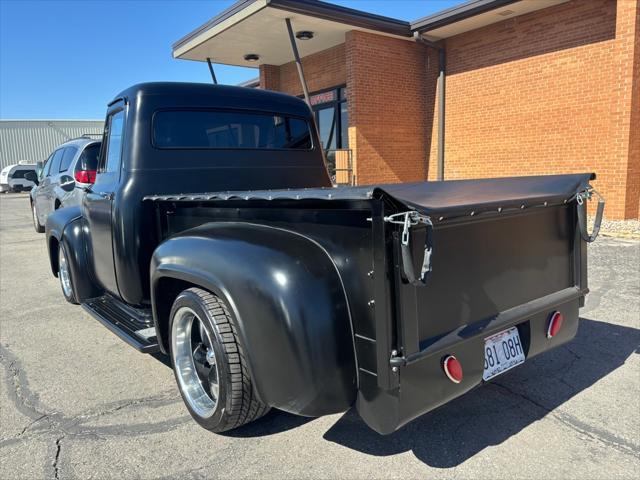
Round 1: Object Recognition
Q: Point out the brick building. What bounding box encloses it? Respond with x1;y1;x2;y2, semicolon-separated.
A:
173;0;639;219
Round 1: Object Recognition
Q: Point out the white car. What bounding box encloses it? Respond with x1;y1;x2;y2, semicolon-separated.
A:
0;162;37;193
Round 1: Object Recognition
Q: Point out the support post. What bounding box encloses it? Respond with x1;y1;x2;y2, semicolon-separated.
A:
206;57;218;85
285;18;311;106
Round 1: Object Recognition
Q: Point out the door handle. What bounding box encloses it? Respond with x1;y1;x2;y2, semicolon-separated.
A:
97;192;114;200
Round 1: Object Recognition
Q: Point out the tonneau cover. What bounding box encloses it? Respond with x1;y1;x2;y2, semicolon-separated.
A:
144;173;594;217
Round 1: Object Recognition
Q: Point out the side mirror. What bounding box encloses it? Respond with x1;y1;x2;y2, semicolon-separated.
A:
24;171;38;185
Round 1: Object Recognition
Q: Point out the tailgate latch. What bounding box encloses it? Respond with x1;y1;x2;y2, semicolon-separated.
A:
575;187;605;243
384;211;433;285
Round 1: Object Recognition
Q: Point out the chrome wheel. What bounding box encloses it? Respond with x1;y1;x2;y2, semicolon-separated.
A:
58;246;73;299
171;306;219;419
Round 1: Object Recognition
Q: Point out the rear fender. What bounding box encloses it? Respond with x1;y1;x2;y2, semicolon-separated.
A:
45;206;102;301
151;222;357;417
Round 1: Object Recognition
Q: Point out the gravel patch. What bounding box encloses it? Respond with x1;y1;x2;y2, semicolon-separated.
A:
592;217;640;238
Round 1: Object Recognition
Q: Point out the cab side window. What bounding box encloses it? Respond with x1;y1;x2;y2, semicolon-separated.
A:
59;147;78;173
101;110;125;173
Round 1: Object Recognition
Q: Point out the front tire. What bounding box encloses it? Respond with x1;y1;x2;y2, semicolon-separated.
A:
32;202;44;233
58;244;78;304
169;287;269;432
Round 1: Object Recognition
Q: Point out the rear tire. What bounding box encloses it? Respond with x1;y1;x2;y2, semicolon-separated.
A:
169;287;269;432
32;202;44;233
58;244;78;304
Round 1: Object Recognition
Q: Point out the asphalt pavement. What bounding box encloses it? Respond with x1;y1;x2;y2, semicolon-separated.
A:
1;192;638;479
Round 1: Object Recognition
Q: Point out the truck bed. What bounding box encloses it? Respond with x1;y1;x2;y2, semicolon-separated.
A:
145;173;594;433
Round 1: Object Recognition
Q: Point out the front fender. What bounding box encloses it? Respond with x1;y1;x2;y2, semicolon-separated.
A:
45;206;102;301
151;222;357;417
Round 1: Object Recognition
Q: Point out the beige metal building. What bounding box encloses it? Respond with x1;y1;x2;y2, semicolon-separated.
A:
0;120;103;169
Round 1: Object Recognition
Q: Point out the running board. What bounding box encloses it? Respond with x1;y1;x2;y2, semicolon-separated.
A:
82;295;160;353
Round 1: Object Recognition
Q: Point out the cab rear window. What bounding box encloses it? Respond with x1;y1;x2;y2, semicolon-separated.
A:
153;110;312;150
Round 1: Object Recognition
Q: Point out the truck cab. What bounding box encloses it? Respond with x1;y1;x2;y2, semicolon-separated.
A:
67;82;330;306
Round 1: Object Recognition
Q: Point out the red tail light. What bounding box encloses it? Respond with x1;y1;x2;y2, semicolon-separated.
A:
547;311;564;338
443;355;463;383
74;169;96;184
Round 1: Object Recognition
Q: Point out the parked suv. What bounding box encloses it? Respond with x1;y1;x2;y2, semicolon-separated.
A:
29;137;101;232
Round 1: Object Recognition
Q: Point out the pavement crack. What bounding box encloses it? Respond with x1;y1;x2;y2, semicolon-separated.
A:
491;381;551;413
52;436;63;480
563;344;582;360
77;393;180;421
491;381;640;459
17;414;48;437
1;343;189;449
552;411;640;459
1;345;55;427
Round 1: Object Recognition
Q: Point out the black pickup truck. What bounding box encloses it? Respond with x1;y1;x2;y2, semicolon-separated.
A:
43;82;603;434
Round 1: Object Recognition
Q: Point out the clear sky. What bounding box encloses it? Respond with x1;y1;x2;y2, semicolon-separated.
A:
0;0;461;119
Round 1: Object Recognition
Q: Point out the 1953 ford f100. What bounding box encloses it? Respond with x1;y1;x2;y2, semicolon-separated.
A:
41;83;604;434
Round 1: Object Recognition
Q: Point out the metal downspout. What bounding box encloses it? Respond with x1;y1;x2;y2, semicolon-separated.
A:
415;34;446;181
437;48;445;181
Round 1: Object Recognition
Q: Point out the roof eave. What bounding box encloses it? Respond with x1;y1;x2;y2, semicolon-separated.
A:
267;0;410;37
411;0;520;33
172;0;411;56
172;0;259;51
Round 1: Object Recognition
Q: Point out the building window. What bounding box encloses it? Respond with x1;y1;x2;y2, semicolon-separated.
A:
309;86;348;150
308;86;353;185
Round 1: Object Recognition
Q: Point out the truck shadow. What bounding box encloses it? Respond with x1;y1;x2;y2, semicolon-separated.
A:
322;317;639;468
221;409;316;437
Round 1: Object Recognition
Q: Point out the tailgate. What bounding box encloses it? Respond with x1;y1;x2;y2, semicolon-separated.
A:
410;204;577;352
357;173;599;434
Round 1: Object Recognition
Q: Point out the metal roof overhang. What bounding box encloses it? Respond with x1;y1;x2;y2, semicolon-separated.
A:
172;0;411;67
413;0;570;40
173;0;572;67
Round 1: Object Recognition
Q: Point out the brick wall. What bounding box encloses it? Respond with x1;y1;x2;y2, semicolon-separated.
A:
260;36;433;185
346;30;433;185
257;0;638;219
259;64;280;92
429;0;639;219
259;43;346;96
624;0;640;218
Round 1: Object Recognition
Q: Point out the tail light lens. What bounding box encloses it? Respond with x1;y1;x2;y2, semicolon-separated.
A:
547;311;564;338
74;169;96;184
443;355;463;383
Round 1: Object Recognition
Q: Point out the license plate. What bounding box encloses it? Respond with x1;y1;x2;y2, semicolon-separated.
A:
483;327;525;381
